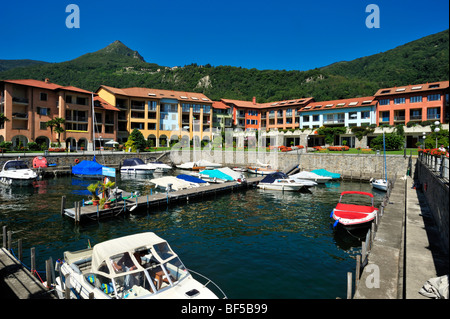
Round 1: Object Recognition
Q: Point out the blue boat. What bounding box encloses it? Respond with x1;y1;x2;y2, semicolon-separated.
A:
311;169;340;179
176;174;208;184
198;169;234;183
72;156;111;179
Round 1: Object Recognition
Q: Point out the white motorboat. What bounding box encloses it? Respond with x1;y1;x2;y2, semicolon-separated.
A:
257;172;307;191
54;232;226;299
176;160;221;170
121;158;155;175
176;160;222;171
288;178;317;187
370;178;388;191
247;167;278;175
370;132;389;192
0;160;38;186
147;161;172;173
289;171;332;184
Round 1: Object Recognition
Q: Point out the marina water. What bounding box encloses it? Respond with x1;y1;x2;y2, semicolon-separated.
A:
0;171;384;299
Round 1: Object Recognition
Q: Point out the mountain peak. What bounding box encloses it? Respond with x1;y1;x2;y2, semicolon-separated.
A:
98;40;145;62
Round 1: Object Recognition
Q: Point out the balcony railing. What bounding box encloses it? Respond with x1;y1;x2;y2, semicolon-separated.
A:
394;116;405;121
12;97;29;104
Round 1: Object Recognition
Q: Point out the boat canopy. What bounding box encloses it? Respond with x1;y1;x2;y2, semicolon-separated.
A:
150;176;193;190
123;158;145;167
72;156;109;176
217;167;244;180
200;169;233;181
90;232;169;274
260;172;289;183
311;169;340;179
176;174;207;184
290;171;331;180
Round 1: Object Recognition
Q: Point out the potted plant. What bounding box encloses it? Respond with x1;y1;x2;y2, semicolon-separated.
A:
87;181;101;206
98;180;116;209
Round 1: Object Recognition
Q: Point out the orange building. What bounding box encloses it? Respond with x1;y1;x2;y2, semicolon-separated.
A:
222;96;313;131
0;79;118;150
373;81;449;126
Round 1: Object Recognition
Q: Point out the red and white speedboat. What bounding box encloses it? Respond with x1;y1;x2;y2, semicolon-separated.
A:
331;191;378;229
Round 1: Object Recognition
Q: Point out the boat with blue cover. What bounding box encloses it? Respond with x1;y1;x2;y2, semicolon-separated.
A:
72;156;111;179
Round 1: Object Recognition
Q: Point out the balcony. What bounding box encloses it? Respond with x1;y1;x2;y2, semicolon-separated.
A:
12;97;29;104
379;117;390;123
394;115;405;122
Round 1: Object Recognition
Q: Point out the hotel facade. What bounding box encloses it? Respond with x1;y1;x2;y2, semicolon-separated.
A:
0;79;118;151
96;85;214;147
0;78;448;150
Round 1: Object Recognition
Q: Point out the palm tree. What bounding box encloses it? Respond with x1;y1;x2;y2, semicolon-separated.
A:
46;117;66;146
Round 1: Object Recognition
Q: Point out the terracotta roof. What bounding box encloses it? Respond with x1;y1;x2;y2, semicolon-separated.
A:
298;96;375;112
98;85;212;103
1;79;93;94
221;97;313;109
212;101;230;109
374;81;449;97
94;95;119;111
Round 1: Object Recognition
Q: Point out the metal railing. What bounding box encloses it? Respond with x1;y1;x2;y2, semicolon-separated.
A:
419;153;449;181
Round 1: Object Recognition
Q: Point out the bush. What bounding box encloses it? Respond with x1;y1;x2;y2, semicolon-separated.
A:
370;133;404;150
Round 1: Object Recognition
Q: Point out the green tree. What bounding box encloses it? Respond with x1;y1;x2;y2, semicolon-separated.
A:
126;128;147;151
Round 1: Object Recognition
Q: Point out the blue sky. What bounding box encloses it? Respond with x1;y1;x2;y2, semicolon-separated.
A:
1;0;448;71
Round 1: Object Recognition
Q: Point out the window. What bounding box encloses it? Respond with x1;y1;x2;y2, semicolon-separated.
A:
361;111;370;119
312;115;320;122
410;96;422;103
40;93;47;101
427;108;440;120
380;111;389;122
379;99;390;106
131;122;145;129
37;107;50;116
303;115;310;122
76;97;87;105
428;94;440;101
394;97;405;104
182;103;190;113
65;95;73;103
286;109;292;116
40;122;47;130
148;101;157;111
203;105;211;114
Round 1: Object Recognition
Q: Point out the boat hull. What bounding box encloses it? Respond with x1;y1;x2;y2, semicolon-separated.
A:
257;183;304;191
0;176;37;186
248;168;278;175
371;179;388;191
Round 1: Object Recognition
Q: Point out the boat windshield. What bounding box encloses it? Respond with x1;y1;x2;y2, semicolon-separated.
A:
94;246;189;299
4;161;28;170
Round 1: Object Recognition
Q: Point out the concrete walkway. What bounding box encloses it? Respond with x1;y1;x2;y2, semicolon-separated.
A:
355;176;448;299
405;177;449;299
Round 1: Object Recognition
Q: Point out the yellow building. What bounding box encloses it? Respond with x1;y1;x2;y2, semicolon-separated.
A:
96;85;213;147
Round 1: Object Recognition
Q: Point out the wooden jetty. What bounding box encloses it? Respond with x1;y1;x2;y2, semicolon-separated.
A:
1;227;56;299
62;176;264;223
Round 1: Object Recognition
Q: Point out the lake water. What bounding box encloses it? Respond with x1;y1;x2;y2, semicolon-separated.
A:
0;171;384;299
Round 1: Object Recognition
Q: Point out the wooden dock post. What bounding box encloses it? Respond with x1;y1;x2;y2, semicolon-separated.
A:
18;238;22;261
355;255;361;292
2;225;6;248
60;195;66;215
347;272;353;299
30;247;36;275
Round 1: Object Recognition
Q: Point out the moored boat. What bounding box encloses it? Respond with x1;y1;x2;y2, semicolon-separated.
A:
147;161;172;173
0;160;38;186
257;172;307;191
121;158;155;175
54;232;226;299
289;171;332;184
331;191;378;229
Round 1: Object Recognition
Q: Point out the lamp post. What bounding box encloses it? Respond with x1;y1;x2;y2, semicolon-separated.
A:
434;121;440;149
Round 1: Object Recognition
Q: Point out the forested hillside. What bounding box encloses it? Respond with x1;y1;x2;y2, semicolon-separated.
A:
0;30;448;102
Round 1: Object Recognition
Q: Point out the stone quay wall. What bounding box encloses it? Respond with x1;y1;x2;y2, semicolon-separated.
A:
415;156;449;253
